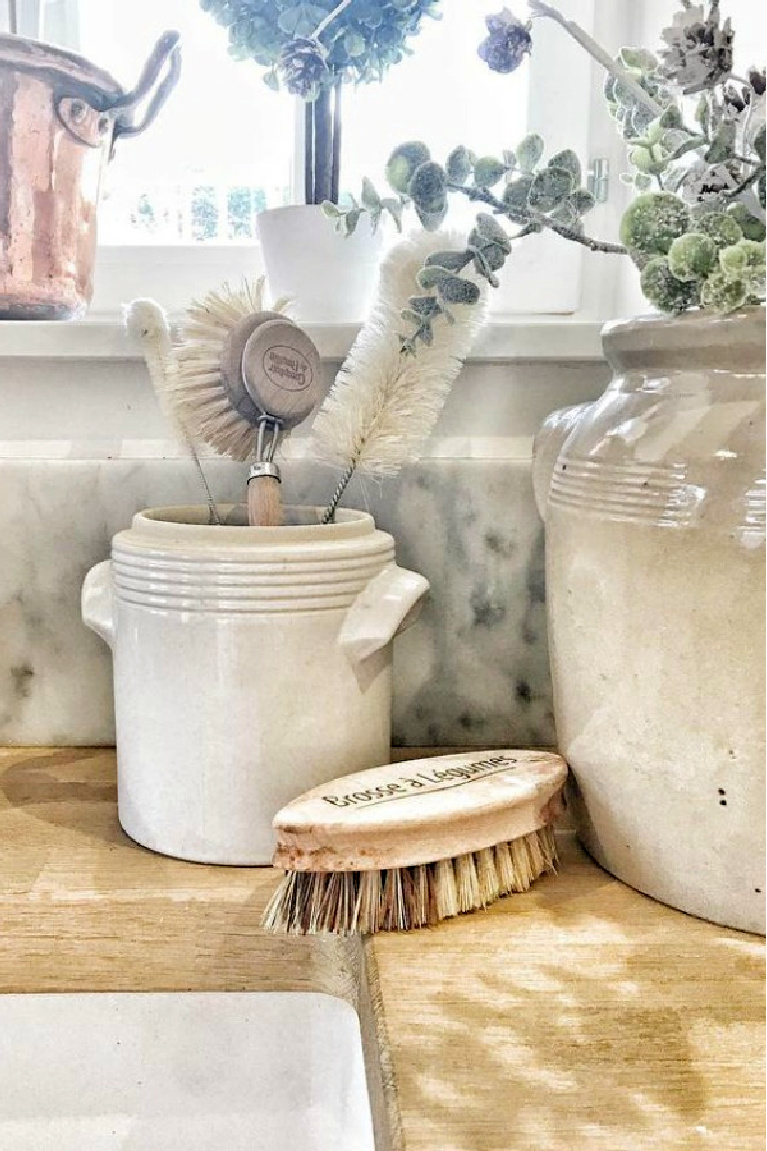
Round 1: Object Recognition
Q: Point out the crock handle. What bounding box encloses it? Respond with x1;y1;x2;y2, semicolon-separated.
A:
110;31;182;142
532;402;593;522
338;565;430;667
81;561;116;650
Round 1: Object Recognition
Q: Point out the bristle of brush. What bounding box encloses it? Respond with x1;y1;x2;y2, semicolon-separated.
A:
261;825;558;936
170;278;288;462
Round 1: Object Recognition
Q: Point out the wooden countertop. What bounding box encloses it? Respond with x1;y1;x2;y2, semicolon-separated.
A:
1;747;763;1150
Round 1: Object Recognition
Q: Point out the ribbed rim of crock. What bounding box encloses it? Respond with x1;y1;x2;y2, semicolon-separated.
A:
124;505;380;547
602;304;765;366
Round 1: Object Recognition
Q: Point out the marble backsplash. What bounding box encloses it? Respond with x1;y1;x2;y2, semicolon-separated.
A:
0;455;554;748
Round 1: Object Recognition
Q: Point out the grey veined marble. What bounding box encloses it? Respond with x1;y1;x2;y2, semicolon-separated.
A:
0;456;554;748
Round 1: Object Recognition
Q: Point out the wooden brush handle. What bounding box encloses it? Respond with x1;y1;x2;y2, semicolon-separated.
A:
247;464;283;527
271;750;568;872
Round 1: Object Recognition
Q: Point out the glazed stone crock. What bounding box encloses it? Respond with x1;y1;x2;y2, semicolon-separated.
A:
82;505;429;866
534;307;765;935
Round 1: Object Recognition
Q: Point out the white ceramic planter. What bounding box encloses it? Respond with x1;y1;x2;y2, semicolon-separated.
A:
257;204;384;323
81;506;428;865
533;308;766;935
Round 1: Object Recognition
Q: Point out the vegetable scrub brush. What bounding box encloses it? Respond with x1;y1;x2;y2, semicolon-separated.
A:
262;750;567;935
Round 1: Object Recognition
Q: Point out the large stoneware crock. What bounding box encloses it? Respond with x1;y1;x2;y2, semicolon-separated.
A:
533;307;765;934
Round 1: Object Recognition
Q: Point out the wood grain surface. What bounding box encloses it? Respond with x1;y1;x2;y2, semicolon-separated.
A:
0;747;763;1151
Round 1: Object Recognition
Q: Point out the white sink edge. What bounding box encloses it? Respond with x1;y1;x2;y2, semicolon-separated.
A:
0;990;375;1151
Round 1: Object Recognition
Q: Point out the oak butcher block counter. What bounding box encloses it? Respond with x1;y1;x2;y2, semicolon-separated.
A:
0;747;763;1150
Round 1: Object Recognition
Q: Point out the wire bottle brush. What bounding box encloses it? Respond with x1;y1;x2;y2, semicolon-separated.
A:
262;750;567;935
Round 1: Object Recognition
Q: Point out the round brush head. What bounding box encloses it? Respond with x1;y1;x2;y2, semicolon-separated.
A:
172;279;320;462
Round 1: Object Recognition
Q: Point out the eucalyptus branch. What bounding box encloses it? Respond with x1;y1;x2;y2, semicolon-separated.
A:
451;183;627;255
529;0;664;119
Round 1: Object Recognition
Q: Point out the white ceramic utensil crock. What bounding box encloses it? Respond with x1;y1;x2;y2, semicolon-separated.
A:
81;505;429;865
533;307;765;935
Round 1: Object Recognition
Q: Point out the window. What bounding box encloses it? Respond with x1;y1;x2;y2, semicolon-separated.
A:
7;0;603;316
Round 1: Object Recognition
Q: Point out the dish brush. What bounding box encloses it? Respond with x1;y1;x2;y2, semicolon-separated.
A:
130;280;323;526
176;282;323;526
262;749;567;935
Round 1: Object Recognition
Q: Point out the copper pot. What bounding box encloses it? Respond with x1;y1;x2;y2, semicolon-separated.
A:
0;31;180;319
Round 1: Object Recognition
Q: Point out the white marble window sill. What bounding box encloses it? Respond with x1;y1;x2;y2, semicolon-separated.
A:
0;318;606;363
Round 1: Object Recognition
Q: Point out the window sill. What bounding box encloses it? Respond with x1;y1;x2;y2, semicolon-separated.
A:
0;317;606;363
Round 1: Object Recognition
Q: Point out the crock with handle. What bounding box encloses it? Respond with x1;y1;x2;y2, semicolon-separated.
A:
533;307;765;935
82;505;429;866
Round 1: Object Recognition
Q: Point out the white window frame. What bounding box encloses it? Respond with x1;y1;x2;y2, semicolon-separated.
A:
32;0;632;320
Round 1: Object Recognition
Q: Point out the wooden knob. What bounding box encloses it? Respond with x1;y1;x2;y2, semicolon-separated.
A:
241;319;323;429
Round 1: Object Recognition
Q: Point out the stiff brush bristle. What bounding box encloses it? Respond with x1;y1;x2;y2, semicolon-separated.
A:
171;278;289;462
261;825;558;936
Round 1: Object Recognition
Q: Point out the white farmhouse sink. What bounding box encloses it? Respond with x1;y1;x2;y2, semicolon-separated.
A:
0;992;374;1151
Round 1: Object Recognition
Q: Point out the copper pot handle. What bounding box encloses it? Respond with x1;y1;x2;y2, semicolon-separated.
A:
108;30;181;142
54;31;181;150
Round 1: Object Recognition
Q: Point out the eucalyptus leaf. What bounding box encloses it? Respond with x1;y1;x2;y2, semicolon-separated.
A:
548;150;581;185
408;294;443;316
569;188;596;215
435;274;481;305
417;265;455;291
528;166;574;211
446;146;475;184
473;156;507;188
516;133;544;174
343;208;364;236
470;247;499;287
381;197;404;230
360;177;381;210
424;249;473;271
408;161;447;210
473;212;512;250
503;175;534;218
386;141;431;195
415;204;449;231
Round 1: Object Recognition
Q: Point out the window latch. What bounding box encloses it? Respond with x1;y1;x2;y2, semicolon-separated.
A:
587;158;610;204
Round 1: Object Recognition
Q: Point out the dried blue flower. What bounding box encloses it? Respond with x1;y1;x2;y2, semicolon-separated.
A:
478;8;532;74
659;1;734;94
278;36;330;100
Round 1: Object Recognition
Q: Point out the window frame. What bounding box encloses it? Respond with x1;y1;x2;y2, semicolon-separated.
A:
39;0;629;320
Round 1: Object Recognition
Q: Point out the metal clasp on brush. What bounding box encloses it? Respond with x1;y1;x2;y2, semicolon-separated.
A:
248;414;283;488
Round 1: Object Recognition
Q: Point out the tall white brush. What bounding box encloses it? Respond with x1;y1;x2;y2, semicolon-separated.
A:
124;298;221;525
310;231;488;520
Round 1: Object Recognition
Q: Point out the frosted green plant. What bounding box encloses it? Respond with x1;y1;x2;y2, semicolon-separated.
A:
332;1;765;345
693;209;744;248
640;257;699;312
620;192;691;258
667;232;718;280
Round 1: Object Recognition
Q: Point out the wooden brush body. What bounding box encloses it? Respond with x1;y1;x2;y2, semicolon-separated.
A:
264;751;568;935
